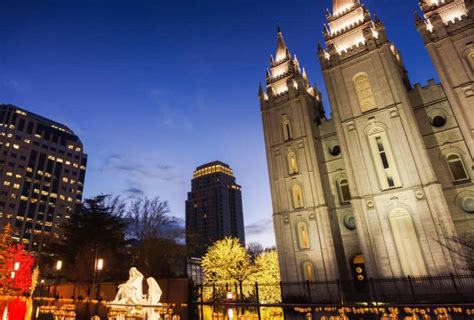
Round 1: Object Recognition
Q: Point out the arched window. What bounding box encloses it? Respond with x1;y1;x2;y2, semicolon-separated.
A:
296;221;310;250
446;154;470;183
337;178;351;205
291;184;304;209
282;116;293;141
287;151;299;175
467;50;474;71
389;208;427;277
353;73;376;113
302;261;315;282
368;128;402;190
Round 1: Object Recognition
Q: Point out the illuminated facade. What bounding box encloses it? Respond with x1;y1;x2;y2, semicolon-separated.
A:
185;161;245;257
260;0;473;283
0;104;87;253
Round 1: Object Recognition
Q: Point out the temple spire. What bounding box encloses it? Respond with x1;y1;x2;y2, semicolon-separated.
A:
333;0;354;16
275;27;289;62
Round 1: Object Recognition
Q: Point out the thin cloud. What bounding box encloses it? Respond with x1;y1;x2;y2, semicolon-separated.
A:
124;187;145;197
245;218;273;236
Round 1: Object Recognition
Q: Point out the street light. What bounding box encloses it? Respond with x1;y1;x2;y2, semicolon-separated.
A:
226;292;234;320
54;260;62;298
96;259;104;271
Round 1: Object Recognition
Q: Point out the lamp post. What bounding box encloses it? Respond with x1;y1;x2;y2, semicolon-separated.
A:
226;292;234;320
95;258;104;300
91;258;104;316
54;260;62;298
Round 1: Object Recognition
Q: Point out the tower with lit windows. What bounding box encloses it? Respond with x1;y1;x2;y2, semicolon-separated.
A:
185;161;245;258
0;104;87;253
260;0;474;284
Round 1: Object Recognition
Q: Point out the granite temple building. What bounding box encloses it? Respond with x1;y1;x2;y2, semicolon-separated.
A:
259;0;473;284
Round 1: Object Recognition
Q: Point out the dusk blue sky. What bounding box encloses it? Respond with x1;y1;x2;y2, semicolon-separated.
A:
0;0;439;247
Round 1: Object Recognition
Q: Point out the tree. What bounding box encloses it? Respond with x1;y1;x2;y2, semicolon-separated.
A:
251;250;281;303
127;197;179;241
438;232;474;272
247;242;264;262
56;195;130;292
0;224;15;294
201;238;281;302
126;196;185;279
8;244;35;295
202;238;254;285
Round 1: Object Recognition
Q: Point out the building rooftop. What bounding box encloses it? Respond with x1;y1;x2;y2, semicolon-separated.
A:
193;161;234;179
0;104;82;144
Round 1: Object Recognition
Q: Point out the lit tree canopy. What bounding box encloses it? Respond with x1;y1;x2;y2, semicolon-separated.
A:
251;250;281;303
0;225;35;295
201;238;254;284
0;224;15;294
8;244;35;295
201;238;281;303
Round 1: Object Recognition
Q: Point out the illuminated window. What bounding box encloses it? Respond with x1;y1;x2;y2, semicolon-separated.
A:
353;73;376;112
446;154;470;183
296;221;310;250
389;208;427;276
368;129;401;190
337;178;351;205
3;181;11;186
287;151;299;175
302;261;315;282
282;116;293;141
291;184;304;209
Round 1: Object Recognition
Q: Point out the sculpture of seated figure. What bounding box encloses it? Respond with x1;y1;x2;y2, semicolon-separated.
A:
112;267;144;304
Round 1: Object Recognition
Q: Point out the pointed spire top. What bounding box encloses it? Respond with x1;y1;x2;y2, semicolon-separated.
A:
333;0;354;16
275;25;289;62
277;24;281;34
302;68;308;80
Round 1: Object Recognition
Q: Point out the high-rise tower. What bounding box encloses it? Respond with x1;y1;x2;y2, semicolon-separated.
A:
185;161;245;257
416;0;474;158
317;0;461;278
0;104;87;253
259;29;342;283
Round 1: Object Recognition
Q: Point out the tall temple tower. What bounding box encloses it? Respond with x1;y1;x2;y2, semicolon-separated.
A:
259;29;341;282
416;0;474;158
317;0;461;278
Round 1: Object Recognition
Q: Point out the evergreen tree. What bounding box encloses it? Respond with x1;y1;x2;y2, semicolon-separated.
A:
55;195;131;290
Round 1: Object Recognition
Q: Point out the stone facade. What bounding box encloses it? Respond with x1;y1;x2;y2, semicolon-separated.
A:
260;0;474;283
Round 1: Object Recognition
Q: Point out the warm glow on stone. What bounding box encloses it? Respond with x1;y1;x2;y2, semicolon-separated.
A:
329;7;364;35
333;30;366;53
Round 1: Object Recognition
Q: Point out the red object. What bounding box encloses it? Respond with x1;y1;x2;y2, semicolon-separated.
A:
5;244;35;295
7;298;27;320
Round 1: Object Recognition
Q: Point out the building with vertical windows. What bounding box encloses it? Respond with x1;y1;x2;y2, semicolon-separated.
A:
185;161;245;257
0;104;87;253
259;0;473;284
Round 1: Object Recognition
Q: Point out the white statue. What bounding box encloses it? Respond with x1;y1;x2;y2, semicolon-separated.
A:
111;267;162;307
112;267;144;304
146;277;162;305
